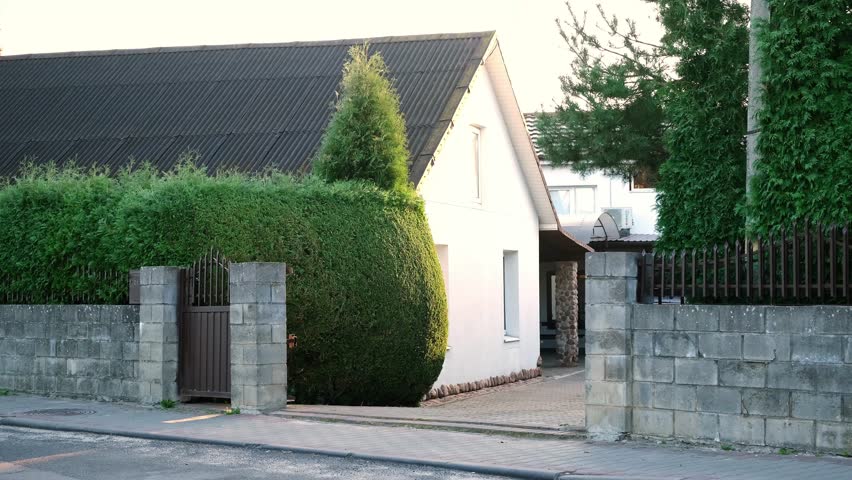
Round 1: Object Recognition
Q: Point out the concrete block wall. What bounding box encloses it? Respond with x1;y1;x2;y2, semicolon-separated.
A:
0;304;140;401
229;262;287;414
585;252;852;452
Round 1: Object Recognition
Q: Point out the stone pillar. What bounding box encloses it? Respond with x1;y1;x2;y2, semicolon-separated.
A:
229;262;287;414
555;261;579;367
584;252;638;440
138;266;180;404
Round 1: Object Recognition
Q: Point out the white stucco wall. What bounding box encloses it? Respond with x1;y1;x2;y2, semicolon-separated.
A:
419;67;541;387
541;167;658;235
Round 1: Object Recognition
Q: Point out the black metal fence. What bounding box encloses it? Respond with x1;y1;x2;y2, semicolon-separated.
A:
639;223;851;305
0;267;128;305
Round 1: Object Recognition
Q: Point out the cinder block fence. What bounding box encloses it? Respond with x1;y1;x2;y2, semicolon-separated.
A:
586;252;852;451
0;262;288;414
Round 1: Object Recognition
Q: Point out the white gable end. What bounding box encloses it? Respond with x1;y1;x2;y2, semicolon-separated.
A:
418;63;540;387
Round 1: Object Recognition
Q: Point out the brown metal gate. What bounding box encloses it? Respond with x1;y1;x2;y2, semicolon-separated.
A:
179;249;231;399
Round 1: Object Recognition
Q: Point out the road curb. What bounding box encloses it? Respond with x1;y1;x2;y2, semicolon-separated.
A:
0;416;570;479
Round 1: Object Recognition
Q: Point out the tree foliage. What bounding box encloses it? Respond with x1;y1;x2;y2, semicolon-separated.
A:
314;44;411;191
748;0;852;234
0;162;448;406
536;3;668;181
654;0;750;249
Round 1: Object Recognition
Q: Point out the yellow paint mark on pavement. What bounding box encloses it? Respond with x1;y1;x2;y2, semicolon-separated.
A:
163;413;222;424
0;449;94;473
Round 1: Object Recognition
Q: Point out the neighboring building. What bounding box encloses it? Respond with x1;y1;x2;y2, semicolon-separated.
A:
0;32;589;392
525;113;659;351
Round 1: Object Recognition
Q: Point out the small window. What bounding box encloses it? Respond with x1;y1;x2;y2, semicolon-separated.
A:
549;186;596;215
503;250;519;339
471;127;482;200
631;168;658;190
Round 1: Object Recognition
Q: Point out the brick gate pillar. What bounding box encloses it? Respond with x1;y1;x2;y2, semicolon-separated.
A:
138;266;180;404
555;261;579;367
584;252;639;439
229;262;287;414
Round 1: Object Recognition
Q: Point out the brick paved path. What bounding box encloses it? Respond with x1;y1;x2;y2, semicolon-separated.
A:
2;395;851;479
286;366;586;430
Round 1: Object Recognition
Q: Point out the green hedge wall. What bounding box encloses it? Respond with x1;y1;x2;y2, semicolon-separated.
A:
749;0;852;233
0;165;448;406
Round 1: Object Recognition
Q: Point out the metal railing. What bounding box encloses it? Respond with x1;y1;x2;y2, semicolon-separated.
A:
638;223;851;305
0;266;128;305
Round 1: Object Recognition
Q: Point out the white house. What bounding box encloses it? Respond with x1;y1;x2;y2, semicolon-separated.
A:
0;31;590;396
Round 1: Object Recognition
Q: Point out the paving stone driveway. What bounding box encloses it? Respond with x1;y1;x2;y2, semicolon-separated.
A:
286;365;586;430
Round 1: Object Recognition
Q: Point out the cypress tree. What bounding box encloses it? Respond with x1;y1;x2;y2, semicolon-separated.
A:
315;44;410;192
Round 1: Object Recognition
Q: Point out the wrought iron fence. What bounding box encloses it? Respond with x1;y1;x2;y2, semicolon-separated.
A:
0;266;128;304
638;223;851;305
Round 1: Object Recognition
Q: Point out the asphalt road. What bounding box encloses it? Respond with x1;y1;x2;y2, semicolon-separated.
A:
0;426;504;479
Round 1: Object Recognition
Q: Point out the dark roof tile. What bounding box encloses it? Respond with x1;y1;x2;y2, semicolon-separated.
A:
0;31;495;181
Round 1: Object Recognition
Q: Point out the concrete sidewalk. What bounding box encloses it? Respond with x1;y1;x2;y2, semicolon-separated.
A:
280;366;586;434
1;395;851;479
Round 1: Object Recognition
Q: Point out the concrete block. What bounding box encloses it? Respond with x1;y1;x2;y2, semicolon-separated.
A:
720;306;765;332
675;358;718;385
139;323;164;343
256;304;286;326
846;336;852;363
585;252;606;277
811;306;852;334
603;252;639;278
743;334;790;361
586;381;629;406
654;332;698;357
255;263;287;284
604;355;629;382
586;355;605;381
633;408;674;436
816;422;852;451
586;330;629;355
719;414;765;445
816;364;852;394
766;419;815;449
586;278;637;305
632;382;653;408
675;411;719;440
676;305;720;332
791;335;843;363
139;284;178;305
697;386;741;414
271;325;286;344
767;362;819;391
633;332;653;356
792;392;841;421
586;405;631;438
654;384;697;411
256;384;286;410
632;305;674;330
586;304;631;330
699;333;742;359
843;395;852;422
257;343;286;365
633;357;674;383
719;360;766;388
742;389;789;417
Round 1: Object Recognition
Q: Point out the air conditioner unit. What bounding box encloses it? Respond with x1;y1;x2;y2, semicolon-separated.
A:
604;207;634;232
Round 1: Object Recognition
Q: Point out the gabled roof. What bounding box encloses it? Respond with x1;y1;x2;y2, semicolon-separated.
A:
0;32;494;181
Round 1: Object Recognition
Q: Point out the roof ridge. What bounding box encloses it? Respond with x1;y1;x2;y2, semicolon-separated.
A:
0;31;497;61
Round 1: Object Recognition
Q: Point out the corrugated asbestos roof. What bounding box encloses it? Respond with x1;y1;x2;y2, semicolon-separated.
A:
0;32;495;180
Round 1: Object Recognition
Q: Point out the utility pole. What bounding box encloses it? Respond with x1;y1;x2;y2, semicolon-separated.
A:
746;0;770;196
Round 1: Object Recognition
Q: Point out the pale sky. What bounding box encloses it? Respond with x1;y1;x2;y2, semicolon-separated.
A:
0;0;662;112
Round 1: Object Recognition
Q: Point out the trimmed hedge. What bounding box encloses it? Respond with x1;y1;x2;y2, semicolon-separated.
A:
749;0;852;234
0;164;448;406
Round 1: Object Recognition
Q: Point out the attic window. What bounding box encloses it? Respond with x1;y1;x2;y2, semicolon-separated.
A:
471;126;482;200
